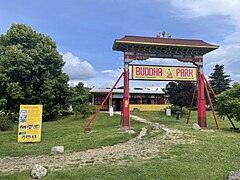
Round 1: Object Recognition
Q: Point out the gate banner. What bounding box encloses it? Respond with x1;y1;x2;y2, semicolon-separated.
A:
132;65;197;81
18;104;43;143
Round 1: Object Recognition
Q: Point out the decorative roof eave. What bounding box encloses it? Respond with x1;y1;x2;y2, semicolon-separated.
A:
113;40;219;51
112;35;219;55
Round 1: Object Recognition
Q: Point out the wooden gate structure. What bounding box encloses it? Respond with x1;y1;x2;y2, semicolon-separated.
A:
84;35;219;132
112;35;219;129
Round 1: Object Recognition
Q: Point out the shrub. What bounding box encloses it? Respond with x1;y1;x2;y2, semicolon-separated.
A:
132;107;140;112
217;82;240;121
169;106;188;115
75;103;96;118
60;110;74;116
0;116;13;131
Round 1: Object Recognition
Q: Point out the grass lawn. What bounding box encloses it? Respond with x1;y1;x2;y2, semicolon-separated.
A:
0;113;144;157
1;111;240;179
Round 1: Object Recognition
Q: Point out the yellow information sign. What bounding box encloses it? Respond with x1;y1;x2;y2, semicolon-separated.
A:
18;105;43;143
132;65;197;81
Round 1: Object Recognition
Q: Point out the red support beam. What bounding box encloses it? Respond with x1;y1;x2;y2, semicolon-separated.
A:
203;75;220;130
121;62;131;129
84;72;124;132
197;67;207;128
186;85;197;126
203;75;217;98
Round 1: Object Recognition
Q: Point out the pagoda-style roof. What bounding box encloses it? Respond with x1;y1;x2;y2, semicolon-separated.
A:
113;35;219;59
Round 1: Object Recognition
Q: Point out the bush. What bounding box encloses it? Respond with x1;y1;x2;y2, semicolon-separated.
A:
217;82;240;121
132;108;140;112
60;110;74;116
168;106;188;115
0;116;13;131
75;103;96;118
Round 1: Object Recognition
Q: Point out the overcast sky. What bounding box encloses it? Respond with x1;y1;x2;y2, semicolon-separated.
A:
1;0;240;88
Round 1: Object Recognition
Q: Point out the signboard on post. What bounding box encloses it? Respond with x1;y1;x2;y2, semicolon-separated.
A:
132;65;197;81
18;105;43;143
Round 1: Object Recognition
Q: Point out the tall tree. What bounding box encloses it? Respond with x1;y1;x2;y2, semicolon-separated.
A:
165;81;196;111
0;24;70;119
209;64;232;95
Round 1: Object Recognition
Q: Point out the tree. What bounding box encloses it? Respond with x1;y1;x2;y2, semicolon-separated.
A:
70;82;92;106
117;86;124;89
165;81;196;111
217;82;240;121
0;24;70;119
209;64;232;95
69;82;95;117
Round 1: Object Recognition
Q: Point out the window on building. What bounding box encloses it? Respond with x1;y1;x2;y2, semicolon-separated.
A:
94;95;108;105
130;98;141;104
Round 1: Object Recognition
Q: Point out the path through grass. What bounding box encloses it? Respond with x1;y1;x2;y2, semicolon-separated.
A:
1;111;240;179
0;113;144;157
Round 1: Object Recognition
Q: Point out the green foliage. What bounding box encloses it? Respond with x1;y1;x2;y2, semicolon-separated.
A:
0;24;70;119
169;106;188;115
132;107;140;112
209;64;232;95
217;82;240;121
75;103;96;118
60;110;74;116
117;86;124;89
70;82;91;105
69;82;93;117
165;81;196;111
0;116;13;131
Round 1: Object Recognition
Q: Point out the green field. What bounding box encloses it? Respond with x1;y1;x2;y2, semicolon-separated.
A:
0;113;144;157
1;111;240;180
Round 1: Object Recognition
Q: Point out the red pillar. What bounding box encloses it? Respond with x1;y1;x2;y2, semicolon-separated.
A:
122;62;131;129
197;66;207;128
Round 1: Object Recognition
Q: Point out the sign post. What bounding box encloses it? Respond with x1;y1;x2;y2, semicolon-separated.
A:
18;105;43;143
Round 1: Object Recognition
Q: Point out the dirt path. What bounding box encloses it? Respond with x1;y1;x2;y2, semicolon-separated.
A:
0;114;195;174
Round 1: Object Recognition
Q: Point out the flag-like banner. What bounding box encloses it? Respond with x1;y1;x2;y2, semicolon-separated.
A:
132;65;197;81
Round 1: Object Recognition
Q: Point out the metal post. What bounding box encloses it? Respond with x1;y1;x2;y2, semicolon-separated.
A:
197;66;207;128
122;61;130;129
109;94;112;109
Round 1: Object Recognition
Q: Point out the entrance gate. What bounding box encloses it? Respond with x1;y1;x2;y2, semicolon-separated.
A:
84;35;219;132
113;35;219;129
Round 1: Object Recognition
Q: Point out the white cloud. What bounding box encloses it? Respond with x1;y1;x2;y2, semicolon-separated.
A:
62;52;96;80
101;69;123;78
224;32;240;44
205;45;240;67
83;78;118;89
170;0;240;29
68;80;88;87
203;44;240;80
169;0;240;82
